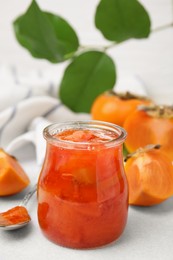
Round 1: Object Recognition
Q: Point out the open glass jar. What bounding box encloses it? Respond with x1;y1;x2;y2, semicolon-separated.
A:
37;120;128;249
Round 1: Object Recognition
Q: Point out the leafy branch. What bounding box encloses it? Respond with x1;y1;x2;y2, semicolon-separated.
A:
74;22;173;52
13;0;172;113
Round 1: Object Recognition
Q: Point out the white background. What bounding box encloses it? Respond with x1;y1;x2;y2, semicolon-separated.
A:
0;1;173;260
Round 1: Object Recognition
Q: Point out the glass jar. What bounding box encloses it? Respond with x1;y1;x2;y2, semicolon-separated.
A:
37;120;128;249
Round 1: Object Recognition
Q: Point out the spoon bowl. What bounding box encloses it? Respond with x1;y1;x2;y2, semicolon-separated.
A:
0;184;37;231
0;220;30;231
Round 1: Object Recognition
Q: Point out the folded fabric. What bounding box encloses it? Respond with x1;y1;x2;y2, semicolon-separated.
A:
0;65;148;164
1;96;90;147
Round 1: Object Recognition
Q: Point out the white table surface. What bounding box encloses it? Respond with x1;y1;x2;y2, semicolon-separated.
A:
0;1;173;259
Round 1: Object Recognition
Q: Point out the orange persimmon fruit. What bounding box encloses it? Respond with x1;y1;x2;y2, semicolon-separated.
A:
124;105;173;161
91;91;150;127
124;145;173;206
0;148;30;196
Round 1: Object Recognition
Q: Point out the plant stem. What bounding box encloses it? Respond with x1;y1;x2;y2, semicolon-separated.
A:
103;42;118;50
80;42;118;51
80;42;119;52
152;22;173;33
79;22;173;52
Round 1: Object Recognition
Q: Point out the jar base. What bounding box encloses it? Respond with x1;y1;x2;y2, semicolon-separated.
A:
40;223;127;250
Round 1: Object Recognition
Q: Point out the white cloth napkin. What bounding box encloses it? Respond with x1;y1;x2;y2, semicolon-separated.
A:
0;65;148;165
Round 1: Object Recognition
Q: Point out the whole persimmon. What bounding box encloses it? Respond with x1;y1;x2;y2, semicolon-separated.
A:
0;149;30;196
124;105;173;161
125;144;173;206
91;91;150;127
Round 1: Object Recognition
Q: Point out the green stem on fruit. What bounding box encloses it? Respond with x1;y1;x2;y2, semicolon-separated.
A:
124;144;161;162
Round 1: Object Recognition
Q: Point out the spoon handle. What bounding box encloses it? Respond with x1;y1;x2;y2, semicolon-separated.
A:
20;184;37;207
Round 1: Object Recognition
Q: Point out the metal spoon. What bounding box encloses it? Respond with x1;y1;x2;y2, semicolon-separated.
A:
0;184;37;231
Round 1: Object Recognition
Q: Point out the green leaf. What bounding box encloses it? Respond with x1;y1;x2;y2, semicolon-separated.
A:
59;51;116;113
13;0;79;63
95;0;151;43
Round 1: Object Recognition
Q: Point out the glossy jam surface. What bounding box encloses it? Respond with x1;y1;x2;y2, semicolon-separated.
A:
0;206;30;226
57;129;118;143
38;127;128;248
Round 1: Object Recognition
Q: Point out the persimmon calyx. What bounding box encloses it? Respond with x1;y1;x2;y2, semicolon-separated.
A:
138;104;173;118
124;144;161;162
105;90;148;101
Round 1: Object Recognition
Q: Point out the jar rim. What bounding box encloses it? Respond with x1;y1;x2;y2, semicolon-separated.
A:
43;120;127;149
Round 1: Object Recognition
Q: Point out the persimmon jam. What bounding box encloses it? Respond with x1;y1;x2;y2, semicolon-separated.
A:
38;121;128;248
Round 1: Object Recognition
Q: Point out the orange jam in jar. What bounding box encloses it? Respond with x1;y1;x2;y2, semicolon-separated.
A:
37;121;128;248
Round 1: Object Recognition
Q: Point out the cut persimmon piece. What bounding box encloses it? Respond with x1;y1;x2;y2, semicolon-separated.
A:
125;145;173;206
0;149;30;196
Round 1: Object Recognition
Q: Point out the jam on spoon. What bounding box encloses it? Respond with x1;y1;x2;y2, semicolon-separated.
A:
0;206;31;226
0;184;36;230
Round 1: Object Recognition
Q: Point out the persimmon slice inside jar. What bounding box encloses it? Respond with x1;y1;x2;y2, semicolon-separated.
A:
37;121;128;249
